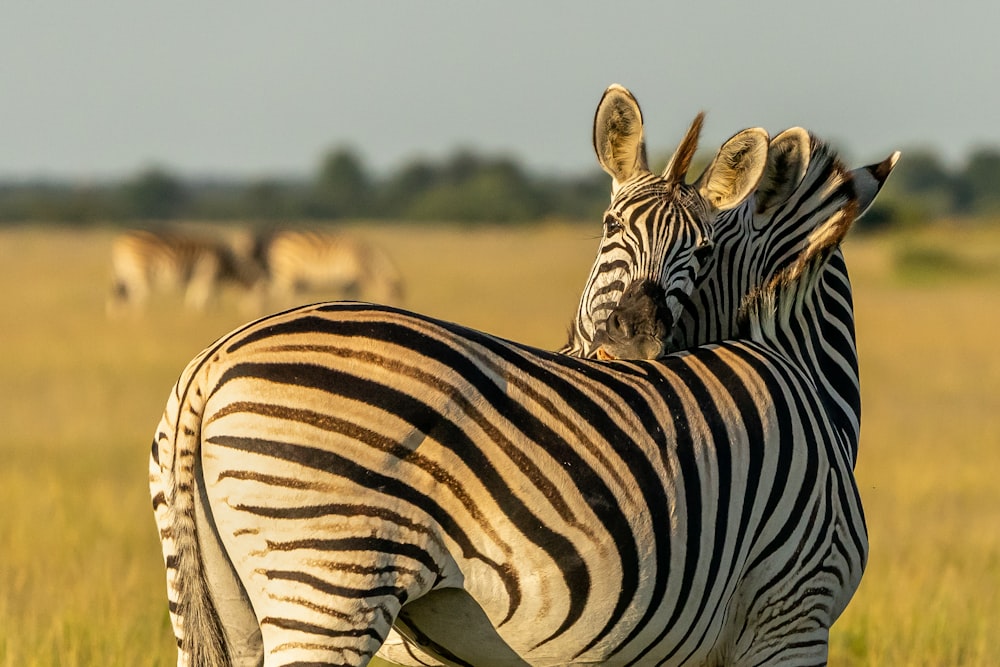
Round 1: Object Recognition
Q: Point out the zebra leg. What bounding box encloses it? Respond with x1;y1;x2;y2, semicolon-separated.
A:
148;442;186;660
721;493;847;666
730;629;830;666
185;253;221;311
248;579;406;666
106;278;130;317
112;275;150;315
200;482;430;665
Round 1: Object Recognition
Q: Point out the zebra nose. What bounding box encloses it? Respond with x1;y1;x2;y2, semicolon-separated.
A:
607;310;639;341
605;282;672;344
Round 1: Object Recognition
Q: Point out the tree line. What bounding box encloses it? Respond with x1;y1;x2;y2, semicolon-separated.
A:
1;145;998;227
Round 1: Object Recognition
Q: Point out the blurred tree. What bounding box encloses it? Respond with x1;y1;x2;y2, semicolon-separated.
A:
7;142;1000;227
379;159;439;217
312;147;371;218
538;170;608;223
442;149;485;185
876;149;953;225
120;167;187;220
404;155;542;223
244;178;294;221
954;148;1000;214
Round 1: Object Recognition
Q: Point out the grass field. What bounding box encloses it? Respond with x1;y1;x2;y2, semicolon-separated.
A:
1;220;998;666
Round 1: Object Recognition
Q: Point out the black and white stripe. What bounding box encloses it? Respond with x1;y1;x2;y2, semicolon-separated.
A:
149;85;894;666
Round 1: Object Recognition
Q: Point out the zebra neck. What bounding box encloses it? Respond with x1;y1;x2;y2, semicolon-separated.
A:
739;247;861;465
811;251;861;463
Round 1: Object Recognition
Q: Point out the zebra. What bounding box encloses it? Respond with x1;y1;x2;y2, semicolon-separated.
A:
563;89;897;464
149;86;894;666
377;96;897;666
256;229;405;307
107;229;263;315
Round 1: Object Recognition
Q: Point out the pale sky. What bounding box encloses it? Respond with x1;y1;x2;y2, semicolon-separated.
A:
1;1;996;180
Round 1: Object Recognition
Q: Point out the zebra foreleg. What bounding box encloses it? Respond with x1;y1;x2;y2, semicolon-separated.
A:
185;253;221;311
106;276;149;317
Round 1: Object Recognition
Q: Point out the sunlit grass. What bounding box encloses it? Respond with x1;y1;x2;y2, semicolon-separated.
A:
1;222;998;665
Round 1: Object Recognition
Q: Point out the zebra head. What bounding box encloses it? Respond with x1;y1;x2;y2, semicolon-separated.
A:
563;84;769;360
671;129;901;349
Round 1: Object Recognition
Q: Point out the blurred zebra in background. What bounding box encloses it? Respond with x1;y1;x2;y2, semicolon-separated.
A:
107;229;263;316
149;84;895;667
255;229;404;307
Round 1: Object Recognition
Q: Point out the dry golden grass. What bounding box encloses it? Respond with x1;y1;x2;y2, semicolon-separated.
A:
0;221;997;665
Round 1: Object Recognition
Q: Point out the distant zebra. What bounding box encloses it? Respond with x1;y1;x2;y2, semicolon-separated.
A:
257;229;404;306
149;86;894;666
108;229;263;315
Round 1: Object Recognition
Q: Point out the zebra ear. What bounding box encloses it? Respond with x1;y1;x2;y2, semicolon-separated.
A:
853;151;901;219
695;126;770;211
662;112;705;184
593;84;650;193
696;127;768;211
755;128;811;214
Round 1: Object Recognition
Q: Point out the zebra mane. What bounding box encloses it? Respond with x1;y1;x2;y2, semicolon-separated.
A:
662;112;705;183
736;175;859;342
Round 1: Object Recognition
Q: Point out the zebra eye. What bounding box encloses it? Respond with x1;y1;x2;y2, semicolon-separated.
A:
694;241;715;263
604;214;624;236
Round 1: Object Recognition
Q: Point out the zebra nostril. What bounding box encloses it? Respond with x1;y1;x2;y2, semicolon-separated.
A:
655;309;672;338
608;312;629;340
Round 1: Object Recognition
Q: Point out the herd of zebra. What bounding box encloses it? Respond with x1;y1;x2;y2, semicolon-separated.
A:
149;84;898;666
107;228;404;316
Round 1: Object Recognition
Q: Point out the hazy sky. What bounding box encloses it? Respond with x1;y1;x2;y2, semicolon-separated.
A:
2;1;996;180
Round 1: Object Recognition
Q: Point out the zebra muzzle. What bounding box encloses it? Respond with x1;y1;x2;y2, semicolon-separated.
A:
594;281;672;360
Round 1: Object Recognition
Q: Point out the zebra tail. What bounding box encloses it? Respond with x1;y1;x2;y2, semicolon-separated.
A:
369;245;406;304
160;359;231;667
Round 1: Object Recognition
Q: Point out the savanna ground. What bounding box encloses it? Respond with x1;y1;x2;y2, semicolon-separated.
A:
1;220;998;666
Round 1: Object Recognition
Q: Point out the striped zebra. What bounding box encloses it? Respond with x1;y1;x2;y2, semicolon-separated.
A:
149;87;894;666
108;229;263;315
257;230;404;307
563;89;897;464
